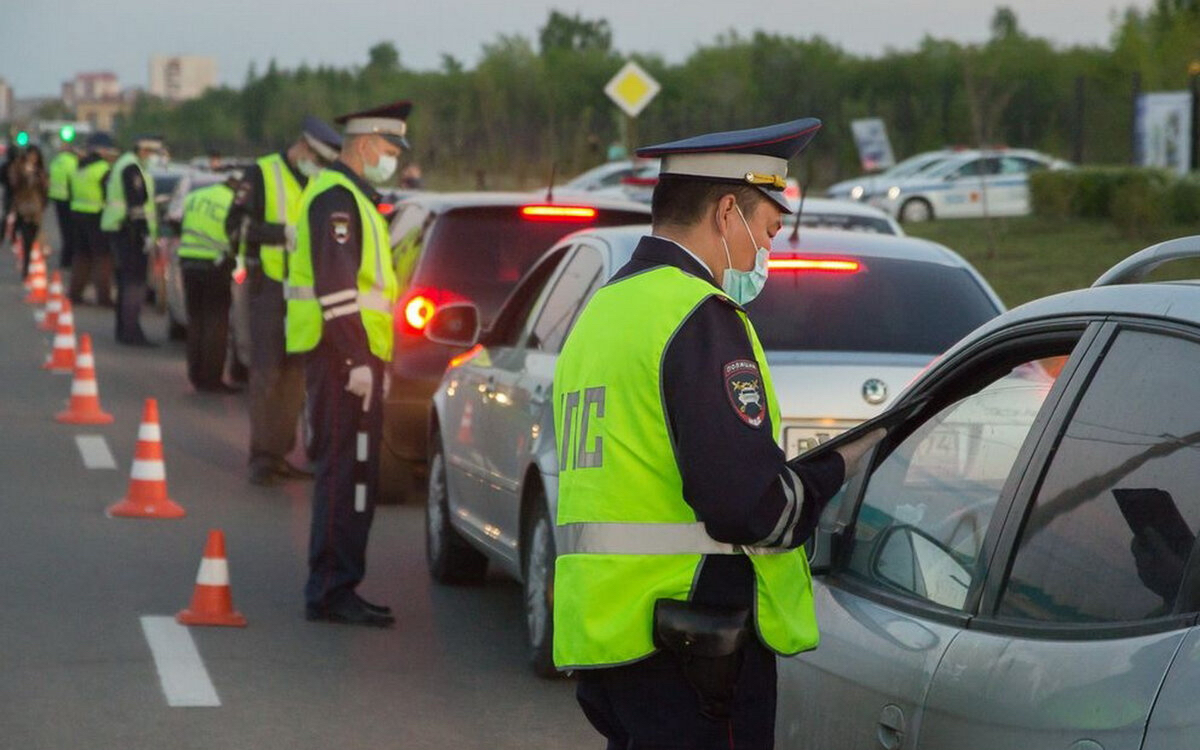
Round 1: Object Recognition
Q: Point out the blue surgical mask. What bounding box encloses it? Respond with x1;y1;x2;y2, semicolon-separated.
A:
720;205;770;305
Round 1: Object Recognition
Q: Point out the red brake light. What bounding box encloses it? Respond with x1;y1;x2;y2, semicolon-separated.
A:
404;295;436;330
396;286;466;337
449;343;484;369
378;202;394;214
520;205;598;221
768;256;865;273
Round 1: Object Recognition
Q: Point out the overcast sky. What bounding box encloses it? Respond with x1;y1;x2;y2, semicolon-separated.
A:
3;0;1150;97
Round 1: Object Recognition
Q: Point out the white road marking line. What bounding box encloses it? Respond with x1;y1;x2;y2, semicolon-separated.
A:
139;616;222;708
75;435;117;469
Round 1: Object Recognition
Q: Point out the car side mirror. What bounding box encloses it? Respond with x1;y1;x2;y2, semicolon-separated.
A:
871;525;969;609
424;302;480;348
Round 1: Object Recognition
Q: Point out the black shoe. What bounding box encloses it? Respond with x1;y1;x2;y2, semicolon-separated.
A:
306;598;395;628
248;463;279;486
274;459;314;480
354;593;392;615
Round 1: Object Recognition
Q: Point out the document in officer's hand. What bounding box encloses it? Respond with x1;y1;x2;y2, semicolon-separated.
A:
791;397;930;466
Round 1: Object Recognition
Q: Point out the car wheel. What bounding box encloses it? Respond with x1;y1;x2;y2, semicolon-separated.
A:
425;440;488;584
899;198;933;223
522;488;558;678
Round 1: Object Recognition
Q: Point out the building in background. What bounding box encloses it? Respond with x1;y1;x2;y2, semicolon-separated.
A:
0;78;13;123
148;55;217;102
62;72;119;110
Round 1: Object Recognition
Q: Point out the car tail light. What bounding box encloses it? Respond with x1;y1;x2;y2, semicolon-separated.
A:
377;202;394;214
396;286;466;337
768;255;865;273
519;205;598;221
620;176;658;187
448;343;484;369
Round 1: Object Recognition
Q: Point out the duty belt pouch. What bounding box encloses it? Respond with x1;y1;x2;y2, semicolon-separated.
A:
653;598;751;720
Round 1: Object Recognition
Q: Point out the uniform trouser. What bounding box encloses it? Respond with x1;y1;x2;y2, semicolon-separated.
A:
304;347;384;610
53;200;74;268
575;639;778;750
112;230;150;343
68;212;112;305
16;217;39;279
248;273;306;471
182;260;232;388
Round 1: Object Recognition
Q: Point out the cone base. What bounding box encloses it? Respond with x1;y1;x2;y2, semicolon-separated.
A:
107;497;187;519
43;361;74;373
56;409;114;424
176;609;247;627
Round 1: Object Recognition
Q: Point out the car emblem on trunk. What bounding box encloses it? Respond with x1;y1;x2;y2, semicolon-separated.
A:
862;378;888;405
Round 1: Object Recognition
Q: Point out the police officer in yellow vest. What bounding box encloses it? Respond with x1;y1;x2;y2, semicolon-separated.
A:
102;134;163;346
48;141;81;270
68;132;119;306
226;115;342;485
553;120;886;749
286;101;405;627
179;173;240;393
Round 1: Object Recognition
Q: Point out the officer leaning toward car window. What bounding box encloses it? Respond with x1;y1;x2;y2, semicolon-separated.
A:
552;119;886;749
68;132;119;306
226;115;342;486
178;171;242;393
102;134;164;346
285;101;406;627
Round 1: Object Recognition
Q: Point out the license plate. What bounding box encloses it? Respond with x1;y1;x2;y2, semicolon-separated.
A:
783;425;847;459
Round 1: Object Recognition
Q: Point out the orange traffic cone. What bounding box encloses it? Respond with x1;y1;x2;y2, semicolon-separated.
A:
23;245;47;304
42;298;77;373
55;334;113;424
107;398;186;519
176;529;247;627
40;271;64;331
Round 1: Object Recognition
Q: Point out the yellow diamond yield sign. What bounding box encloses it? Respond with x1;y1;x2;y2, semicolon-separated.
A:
605;61;661;118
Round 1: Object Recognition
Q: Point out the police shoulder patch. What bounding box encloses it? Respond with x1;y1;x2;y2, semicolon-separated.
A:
723;359;766;428
330;211;351;244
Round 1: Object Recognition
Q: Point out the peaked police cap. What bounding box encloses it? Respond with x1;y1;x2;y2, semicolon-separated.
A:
335;100;412;150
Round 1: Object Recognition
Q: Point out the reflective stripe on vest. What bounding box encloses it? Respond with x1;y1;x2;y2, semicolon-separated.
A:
285;169;398;361
48;152;78;201
69;160;108;214
100;153;157;237
177;183;234;261
551;264;818;670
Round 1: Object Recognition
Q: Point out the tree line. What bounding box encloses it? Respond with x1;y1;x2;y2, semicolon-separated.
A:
120;3;1200;188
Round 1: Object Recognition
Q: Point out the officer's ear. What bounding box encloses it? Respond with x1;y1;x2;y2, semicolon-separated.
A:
712;193;738;237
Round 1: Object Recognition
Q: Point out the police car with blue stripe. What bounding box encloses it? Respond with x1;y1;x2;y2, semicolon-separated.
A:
869;148;1071;223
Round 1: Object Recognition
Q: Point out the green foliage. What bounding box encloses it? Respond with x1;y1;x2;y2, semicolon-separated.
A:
1030;166;1189;237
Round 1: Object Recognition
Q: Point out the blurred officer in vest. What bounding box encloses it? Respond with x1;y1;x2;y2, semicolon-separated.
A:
68;132;119;306
286;101;407;627
552;120;886;749
226;116;342;486
102;134;163;346
179;172;241;393
48;138;81;269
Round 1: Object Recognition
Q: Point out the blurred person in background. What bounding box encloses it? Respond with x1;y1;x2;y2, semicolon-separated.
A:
102;135;163;346
48;140;81;270
8;145;49;278
68;133;118;305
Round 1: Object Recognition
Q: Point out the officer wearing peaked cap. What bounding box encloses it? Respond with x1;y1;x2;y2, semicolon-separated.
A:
227;115;344;477
286;101;408;627
552;119;887;748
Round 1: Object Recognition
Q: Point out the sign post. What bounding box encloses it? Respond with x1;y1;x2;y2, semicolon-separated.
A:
605;61;661;160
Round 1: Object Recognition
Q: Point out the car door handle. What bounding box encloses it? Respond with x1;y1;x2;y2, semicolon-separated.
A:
876;704;905;750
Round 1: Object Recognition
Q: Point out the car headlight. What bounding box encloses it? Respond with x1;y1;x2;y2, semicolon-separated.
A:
850;185;864;201
887;186;901;200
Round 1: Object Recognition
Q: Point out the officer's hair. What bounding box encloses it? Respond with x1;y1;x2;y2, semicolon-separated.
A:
650;175;766;228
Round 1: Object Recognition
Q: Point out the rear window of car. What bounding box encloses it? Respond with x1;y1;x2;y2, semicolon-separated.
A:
797;214;896;235
745;257;999;354
413;205;647;322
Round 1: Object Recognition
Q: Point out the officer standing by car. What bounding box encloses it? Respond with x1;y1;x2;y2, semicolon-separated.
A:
101;135;163;346
47;139;80;269
178;172;241;393
285;101;407;627
226;116;342;485
552;120;886;749
67;132;118;306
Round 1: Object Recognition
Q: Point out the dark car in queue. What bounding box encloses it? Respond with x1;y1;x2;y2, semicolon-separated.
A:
380;192;650;502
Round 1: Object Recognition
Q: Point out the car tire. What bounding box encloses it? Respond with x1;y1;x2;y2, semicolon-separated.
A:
522;488;559;678
899;198;933;223
425;440;488;584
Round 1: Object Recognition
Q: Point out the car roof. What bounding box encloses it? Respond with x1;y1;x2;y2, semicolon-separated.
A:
798;196;896;221
397;190;651;214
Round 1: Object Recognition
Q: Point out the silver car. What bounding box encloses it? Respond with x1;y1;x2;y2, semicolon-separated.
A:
424;224;1003;678
784;235;1200;749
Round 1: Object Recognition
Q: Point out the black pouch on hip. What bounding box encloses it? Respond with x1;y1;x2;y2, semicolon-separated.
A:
653;598;751;720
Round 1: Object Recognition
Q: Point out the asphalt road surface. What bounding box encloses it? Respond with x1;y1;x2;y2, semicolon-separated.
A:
0;243;596;749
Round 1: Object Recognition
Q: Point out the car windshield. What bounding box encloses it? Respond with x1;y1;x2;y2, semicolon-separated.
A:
745;256;998;354
887;153;948;178
414;206;646;323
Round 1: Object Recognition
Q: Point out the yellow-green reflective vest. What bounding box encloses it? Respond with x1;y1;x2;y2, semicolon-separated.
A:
245;152;304;281
48;151;79;201
100;152;157;237
69;159;109;214
285;169;398;362
178;183;235;262
552;265;819;670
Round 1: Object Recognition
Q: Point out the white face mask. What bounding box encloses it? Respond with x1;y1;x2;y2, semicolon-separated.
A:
363;143;398;185
297;158;321;177
719;204;770;305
